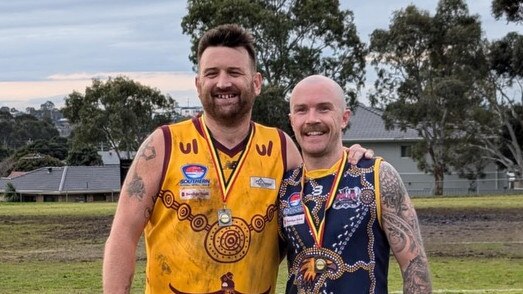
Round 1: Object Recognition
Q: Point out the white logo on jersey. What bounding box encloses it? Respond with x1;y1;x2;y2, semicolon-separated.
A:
312;185;323;196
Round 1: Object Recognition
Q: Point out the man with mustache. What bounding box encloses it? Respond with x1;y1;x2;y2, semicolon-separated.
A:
279;75;432;293
103;24;372;293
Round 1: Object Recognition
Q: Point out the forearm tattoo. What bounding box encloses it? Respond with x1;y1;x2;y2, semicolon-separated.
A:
380;162;432;293
404;255;432;293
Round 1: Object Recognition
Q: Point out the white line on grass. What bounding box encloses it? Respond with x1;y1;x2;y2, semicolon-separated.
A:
431;241;523;244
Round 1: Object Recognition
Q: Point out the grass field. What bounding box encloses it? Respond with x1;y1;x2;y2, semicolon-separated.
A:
1;195;522;293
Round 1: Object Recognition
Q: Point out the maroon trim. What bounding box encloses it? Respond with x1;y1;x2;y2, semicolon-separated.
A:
277;129;287;172
212;123;253;157
197;118;254;157
192;116;204;137
159;125;172;187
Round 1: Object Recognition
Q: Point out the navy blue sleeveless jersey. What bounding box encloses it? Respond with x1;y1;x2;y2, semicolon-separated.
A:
278;157;390;293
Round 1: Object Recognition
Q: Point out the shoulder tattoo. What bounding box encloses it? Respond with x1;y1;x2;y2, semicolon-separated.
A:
138;136;157;161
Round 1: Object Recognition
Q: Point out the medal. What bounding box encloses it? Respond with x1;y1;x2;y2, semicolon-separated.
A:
302;151;347;248
218;208;232;226
200;116;254;229
315;258;326;272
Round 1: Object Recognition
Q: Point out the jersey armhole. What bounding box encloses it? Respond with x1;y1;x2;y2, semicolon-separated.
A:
159;125;172;191
374;157;384;228
277;129;287;172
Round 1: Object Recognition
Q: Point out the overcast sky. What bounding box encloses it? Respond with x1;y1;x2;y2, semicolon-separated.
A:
0;0;520;110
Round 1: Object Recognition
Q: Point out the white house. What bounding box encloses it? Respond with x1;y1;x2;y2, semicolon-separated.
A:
343;104;510;196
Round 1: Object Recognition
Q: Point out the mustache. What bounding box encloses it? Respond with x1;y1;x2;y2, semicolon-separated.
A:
211;85;240;95
302;124;328;133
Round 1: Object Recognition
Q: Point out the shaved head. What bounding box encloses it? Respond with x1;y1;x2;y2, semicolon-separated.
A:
290;75;346;110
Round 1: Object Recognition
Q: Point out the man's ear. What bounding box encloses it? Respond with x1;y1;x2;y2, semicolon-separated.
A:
194;75;201;96
288;113;296;128
253;72;262;95
342;108;351;129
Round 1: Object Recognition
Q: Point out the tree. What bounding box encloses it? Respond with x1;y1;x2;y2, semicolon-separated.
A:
62;76;177;161
492;0;523;23
469;32;523;185
0;156;16;178
368;0;488;195
0;112;59;149
181;0;366;134
0;146;11;162
25;107;37;116
66;145;103;166
13;154;64;172
0;110;14;149
0;137;69;177
23;137;69;161
3;182;18;202
40;100;55;120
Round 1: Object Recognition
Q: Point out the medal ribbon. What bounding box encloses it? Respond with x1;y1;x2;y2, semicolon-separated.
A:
301;150;348;248
199;115;254;205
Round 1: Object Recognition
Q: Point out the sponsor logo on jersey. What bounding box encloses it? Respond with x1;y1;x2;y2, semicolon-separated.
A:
283;192;304;215
283;214;305;227
182;164;207;179
250;177;276;189
180;164;210;186
289;193;301;207
180;188;211;200
332;186;361;209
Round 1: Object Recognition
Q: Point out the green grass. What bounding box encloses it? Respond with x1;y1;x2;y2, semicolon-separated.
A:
0;202;117;216
1;257;522;293
387;257;523;292
0;195;522;293
411;194;523;209
0;260;147;294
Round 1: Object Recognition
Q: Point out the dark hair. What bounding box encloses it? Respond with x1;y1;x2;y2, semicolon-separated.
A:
197;24;257;70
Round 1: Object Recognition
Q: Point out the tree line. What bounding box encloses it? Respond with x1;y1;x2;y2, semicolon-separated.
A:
1;0;521;195
0;77;180;178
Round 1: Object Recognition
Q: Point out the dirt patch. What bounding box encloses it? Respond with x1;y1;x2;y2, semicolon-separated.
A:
417;207;523;259
0;215;113;262
1;207;522;263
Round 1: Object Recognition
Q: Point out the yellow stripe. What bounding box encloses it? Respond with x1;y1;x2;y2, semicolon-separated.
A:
374;157;383;228
302;150;348;248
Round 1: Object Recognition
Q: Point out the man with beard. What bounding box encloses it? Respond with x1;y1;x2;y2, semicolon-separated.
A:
278;75;432;293
103;24;372;293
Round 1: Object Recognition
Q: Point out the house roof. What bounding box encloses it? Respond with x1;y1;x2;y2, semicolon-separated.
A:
0;165;121;194
6;171;27;178
343;104;421;143
98;150;137;165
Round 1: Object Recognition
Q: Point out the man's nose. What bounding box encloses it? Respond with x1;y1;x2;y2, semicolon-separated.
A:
216;73;232;89
305;109;321;123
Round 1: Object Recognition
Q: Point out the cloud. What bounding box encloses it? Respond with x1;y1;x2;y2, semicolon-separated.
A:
0;0;192;81
0;71;200;110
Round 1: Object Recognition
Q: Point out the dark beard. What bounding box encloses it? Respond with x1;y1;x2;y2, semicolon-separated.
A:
209;100;253;126
202;86;256;126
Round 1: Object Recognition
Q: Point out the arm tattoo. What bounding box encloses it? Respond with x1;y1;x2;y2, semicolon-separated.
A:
138;136;157;161
144;206;153;222
380;162;432;292
126;134;159;201
404;255;433;293
126;172;146;200
380;163;407;214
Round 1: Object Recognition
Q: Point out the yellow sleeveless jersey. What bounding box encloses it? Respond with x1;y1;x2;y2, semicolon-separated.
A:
144;117;287;293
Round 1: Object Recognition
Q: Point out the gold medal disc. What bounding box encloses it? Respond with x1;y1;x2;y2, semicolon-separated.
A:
315;258;326;272
218;208;232;227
